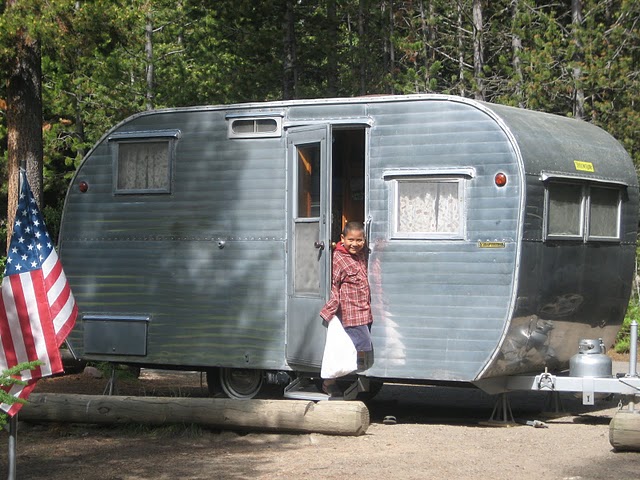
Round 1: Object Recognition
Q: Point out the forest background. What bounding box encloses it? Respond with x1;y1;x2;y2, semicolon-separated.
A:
0;0;639;347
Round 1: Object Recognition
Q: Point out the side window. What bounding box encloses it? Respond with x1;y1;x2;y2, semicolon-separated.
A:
547;184;584;238
227;116;283;139
109;129;179;195
545;182;621;241
588;186;620;240
116;141;171;193
390;177;466;239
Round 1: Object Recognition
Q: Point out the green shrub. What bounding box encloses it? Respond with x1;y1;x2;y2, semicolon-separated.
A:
616;296;639;354
0;361;41;428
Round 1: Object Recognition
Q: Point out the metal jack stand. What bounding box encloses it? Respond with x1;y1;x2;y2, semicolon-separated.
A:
483;393;516;426
541;390;565;418
102;364;117;396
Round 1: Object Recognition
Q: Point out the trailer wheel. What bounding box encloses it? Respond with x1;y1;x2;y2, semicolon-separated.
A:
207;368;264;399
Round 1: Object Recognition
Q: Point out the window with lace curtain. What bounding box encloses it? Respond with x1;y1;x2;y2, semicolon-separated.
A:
115;141;172;194
390;177;466;239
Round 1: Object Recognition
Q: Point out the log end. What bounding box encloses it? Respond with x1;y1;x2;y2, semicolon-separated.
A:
609;409;640;452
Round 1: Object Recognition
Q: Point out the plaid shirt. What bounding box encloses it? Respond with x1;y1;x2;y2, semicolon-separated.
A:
319;243;373;327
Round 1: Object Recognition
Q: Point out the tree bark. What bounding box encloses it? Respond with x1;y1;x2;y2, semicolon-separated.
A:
5;2;43;247
511;0;524;108
145;7;155;111
419;0;436;92
472;0;485;100
358;0;367;95
327;0;338;96
571;0;585;119
457;1;465;96
20;393;370;436
282;0;297;100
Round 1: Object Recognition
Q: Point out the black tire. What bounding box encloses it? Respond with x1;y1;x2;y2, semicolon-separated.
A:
207;368;264;399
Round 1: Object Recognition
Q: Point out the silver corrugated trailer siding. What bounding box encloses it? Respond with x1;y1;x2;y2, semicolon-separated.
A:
481;103;639;379
365;99;522;381
62;109;289;370
61;95;637;384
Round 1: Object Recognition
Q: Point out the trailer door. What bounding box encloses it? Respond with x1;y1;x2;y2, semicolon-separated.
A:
286;125;331;368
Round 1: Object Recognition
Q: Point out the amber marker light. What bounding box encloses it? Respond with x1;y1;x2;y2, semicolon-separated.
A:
79;181;89;193
495;172;507;187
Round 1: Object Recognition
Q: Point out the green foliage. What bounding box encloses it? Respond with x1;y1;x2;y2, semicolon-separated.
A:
91;362;140;381
616;298;639;354
0;361;41;428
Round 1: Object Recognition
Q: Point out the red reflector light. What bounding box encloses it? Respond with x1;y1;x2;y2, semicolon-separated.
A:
79;181;89;193
495;173;507;187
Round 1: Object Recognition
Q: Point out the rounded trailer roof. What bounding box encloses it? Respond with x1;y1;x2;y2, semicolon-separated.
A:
483;101;638;188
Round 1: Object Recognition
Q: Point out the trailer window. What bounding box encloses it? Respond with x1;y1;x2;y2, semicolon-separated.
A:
227;117;282;138
547;184;583;237
588;187;620;240
115;140;172;194
390;177;465;239
545;182;621;241
296;143;321;218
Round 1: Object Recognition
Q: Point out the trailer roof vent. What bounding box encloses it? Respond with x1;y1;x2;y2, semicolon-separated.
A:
226;113;283;139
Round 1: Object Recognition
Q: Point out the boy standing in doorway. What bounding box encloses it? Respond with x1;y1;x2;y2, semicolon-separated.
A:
319;221;373;397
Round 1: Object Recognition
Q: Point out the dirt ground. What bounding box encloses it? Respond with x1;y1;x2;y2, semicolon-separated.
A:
4;357;640;480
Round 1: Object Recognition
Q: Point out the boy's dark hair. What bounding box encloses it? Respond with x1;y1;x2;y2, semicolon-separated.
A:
342;221;365;236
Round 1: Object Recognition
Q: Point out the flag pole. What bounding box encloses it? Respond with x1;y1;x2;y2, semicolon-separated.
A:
7;414;17;480
6;168;24;480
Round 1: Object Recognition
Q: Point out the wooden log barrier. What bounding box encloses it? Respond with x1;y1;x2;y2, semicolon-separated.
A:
19;393;370;436
609;409;640;451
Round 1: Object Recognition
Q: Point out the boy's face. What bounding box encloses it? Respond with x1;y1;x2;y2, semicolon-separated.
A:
341;229;366;255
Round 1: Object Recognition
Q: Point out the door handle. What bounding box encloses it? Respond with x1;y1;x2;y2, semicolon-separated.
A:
314;241;325;250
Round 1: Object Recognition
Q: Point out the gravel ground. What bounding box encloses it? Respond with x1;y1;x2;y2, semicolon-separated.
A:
4;360;639;480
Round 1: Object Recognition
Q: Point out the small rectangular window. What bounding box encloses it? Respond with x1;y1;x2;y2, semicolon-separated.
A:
390;177;465;239
588;187;620;239
114;141;172;194
109;129;179;195
547;184;583;237
296;143;321;218
227;116;282;138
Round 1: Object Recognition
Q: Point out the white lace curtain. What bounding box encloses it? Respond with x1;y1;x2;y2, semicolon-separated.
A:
398;180;460;234
117;142;169;191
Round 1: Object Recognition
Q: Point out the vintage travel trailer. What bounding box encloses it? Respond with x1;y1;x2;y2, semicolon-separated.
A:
59;94;638;399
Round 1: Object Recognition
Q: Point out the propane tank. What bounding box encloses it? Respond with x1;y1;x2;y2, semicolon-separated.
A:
569;338;613;377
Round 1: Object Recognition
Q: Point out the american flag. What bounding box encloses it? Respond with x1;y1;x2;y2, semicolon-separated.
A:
0;171;77;415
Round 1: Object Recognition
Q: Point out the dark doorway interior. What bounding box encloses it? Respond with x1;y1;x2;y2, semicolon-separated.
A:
331;127;366;245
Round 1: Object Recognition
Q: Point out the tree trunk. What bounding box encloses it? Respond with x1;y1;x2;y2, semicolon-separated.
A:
511;0;524;108
472;0;485;100
5;2;43;247
327;0;338;96
282;0;297;100
457;1;465;96
358;0;367;95
419;0;436;92
20;393;370;436
571;0;585;119
145;8;155;111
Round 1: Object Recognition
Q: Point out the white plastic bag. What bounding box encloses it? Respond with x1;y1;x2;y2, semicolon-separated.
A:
320;316;357;379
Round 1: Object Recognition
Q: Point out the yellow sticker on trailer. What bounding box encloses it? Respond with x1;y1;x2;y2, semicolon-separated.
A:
478;241;506;248
574;160;595;172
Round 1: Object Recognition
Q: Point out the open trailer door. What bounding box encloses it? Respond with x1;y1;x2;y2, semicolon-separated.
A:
285;125;332;369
